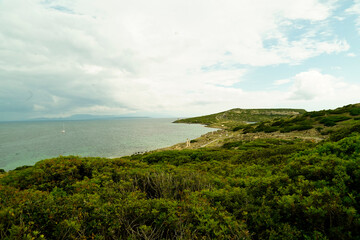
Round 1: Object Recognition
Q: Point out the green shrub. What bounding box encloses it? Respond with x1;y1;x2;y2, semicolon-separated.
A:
305;111;326;118
242;125;255;133
323;120;336;127
315;127;323;132
264;126;278;133
319;116;351;126
222;141;243;149
350;107;360;116
279;125;313;132
320;116;351;123
271;120;284;126
232;125;244;131
329;124;360;141
288;115;307;123
330;108;347;114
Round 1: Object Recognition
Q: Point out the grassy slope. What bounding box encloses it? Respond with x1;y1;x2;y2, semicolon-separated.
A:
167;104;360;150
174;108;306;129
1;104;360;239
237;103;360;134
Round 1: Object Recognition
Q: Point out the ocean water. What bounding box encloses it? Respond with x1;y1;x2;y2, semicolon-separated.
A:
0;118;213;171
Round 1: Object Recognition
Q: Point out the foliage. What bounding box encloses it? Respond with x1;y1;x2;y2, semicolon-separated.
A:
2;104;360;239
3;133;360;239
242;104;360;134
232;125;247;131
350;107;360;116
303;110;326;118
329;124;360;142
174;108;305;129
319;116;351;127
243;117;315;134
330;104;360;115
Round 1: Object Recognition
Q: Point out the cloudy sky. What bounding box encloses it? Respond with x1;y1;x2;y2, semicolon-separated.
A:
1;0;360;121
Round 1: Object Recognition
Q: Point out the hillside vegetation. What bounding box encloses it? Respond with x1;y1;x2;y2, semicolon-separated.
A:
1;104;360;239
234;104;360;136
174;108;306;129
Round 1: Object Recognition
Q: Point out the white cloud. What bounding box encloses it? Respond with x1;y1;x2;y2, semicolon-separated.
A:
288;70;340;100
332;66;342;70
81;65;104;75
0;0;353;120
346;0;360;27
285;70;360;109
191;69;247;87
334;16;345;21
279;0;332;21
347;53;356;57
33;104;46;111
273;79;291;85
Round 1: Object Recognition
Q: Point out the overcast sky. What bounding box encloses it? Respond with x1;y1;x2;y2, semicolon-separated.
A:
1;0;360;121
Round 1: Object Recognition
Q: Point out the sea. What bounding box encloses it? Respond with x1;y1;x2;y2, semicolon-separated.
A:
0;118;214;171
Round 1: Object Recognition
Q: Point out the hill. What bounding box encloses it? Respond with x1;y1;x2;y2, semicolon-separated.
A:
235;103;360;136
166;103;360;150
1;103;360;239
174;108;306;129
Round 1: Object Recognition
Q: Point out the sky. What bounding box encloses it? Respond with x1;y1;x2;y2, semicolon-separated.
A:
1;0;360;121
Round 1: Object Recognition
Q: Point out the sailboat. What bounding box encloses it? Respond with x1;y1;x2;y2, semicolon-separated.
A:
61;122;65;134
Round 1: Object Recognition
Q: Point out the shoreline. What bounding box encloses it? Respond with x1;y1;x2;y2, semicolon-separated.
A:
0;119;212;171
1;122;326;173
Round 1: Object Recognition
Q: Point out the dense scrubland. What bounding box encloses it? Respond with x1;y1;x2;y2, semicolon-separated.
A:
1;104;360;239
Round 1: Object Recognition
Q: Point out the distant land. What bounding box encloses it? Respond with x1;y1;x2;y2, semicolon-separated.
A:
23;114;150;122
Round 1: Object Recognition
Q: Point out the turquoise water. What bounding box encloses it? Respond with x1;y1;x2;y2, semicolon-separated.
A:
0;118;213;171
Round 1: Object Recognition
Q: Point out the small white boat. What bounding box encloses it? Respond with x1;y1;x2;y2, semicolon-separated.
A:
61;123;65;134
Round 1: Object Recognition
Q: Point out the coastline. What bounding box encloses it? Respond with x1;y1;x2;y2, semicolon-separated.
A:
0;118;212;171
0;119;326;172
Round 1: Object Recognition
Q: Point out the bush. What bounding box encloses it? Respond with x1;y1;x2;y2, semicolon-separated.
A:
330;108;347;114
315;127;323;132
350;107;360;116
222;141;243;149
271;120;284;127
322;120;337;127
242;125;255;133
330;124;360;141
319;116;351;126
279;125;313;133
264;126;278;133
288;115;307;123
232;125;244;131
305;111;326;118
